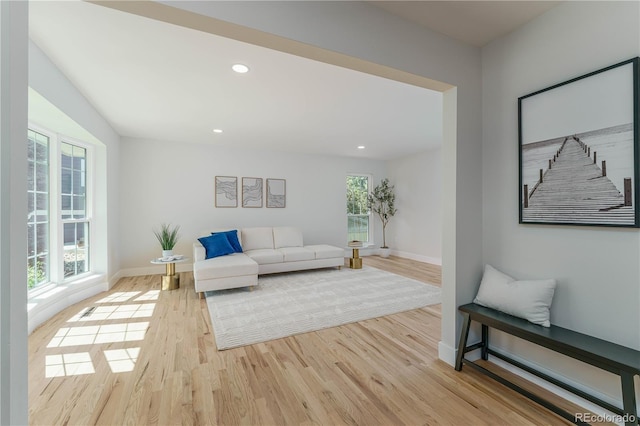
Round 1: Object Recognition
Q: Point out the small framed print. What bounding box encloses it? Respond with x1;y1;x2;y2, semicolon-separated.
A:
266;178;286;208
242;177;263;208
215;176;237;208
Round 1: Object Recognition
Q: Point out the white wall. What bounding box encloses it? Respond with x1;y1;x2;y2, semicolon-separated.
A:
387;148;442;265
482;0;640;407
143;0;483;367
118;138;386;273
27;41;121;332
0;2;28;423
29;40;121;283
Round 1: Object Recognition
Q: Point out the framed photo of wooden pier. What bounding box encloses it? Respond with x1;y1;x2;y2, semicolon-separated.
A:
518;57;640;227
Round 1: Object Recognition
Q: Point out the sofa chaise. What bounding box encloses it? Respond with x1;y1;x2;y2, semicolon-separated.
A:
193;226;345;298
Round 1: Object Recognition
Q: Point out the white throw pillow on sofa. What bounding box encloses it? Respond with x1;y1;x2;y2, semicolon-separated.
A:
473;264;557;327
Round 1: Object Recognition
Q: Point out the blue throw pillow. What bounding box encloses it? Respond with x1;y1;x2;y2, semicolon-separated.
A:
211;230;243;253
198;234;235;259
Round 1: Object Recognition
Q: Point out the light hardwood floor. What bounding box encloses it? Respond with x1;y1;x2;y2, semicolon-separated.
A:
29;256;576;425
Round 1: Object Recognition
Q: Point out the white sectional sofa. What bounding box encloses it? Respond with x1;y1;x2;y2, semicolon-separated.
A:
193;227;345;298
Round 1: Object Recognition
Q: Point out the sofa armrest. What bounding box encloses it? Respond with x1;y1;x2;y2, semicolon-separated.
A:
193;242;206;261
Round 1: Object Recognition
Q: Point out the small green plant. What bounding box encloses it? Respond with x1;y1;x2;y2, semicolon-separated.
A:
367;178;397;248
153;223;180;250
27;261;47;289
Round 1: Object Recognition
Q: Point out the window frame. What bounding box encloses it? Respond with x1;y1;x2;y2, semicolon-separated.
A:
59;140;92;279
27;129;50;288
346;173;374;244
27;123;94;292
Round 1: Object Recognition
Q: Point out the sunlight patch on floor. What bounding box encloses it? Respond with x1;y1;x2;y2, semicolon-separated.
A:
39;287;161;380
95;291;141;304
47;322;149;348
68;303;156;322
134;290;160;302
45;352;95;378
104;347;140;373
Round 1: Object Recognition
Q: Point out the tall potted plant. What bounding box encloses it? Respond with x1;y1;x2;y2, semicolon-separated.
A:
367;178;397;258
154;223;180;258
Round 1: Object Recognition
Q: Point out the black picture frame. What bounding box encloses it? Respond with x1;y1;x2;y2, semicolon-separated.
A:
518;57;640;227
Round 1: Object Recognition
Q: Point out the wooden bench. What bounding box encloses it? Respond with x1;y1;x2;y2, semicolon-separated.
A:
455;303;639;426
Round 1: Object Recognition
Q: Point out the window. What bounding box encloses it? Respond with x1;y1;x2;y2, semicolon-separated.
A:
61;143;89;277
27;127;92;289
346;174;372;243
27;130;50;288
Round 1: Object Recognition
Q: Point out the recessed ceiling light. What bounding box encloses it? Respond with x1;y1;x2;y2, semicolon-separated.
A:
357;145;366;149
213;129;223;134
232;64;249;74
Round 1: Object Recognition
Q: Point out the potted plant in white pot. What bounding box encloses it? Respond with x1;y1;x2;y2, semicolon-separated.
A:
153;223;180;258
367;178;397;258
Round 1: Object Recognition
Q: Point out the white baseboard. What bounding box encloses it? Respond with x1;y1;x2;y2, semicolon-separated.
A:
390;249;442;265
28;275;108;334
118;263;194;278
438;341;456;366
108;270;124;289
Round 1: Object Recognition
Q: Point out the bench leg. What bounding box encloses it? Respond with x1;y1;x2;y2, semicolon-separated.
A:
481;324;489;361
455;312;472;371
621;371;638;426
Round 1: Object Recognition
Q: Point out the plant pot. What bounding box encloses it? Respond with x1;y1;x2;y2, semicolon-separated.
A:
379;247;391;258
162;249;173;259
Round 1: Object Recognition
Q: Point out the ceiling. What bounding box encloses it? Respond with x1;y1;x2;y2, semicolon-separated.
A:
28;1;559;161
373;1;561;47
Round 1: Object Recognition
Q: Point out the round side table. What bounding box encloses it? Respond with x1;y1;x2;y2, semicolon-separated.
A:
347;241;364;269
150;257;189;290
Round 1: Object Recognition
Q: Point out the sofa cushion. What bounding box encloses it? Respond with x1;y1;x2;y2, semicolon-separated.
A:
193;253;258;280
241;227;274;251
306;244;345;260
273;227;303;248
197;234;235;259
279;247;315;262
244;249;284;265
204;228;243;247
212;230;243;253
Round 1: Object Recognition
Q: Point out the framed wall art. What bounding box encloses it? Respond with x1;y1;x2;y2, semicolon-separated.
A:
519;57;639;227
215;176;237;207
242;177;263;208
266;178;286;208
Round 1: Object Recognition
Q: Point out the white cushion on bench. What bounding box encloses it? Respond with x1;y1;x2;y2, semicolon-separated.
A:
473;264;556;327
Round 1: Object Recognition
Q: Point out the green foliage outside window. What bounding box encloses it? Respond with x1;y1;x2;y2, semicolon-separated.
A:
347;176;370;242
347;176;369;215
28;261;47;289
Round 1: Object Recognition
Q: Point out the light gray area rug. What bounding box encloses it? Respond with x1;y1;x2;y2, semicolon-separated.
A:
205;266;441;350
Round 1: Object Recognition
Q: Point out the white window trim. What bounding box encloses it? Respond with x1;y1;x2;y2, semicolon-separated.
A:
27;123;95;297
58;136;93;283
346;173;374;245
